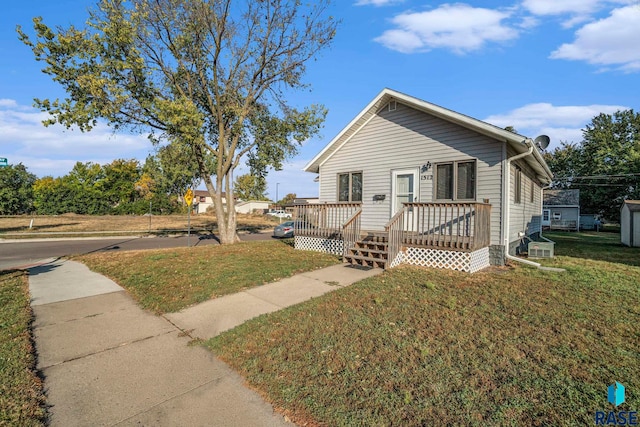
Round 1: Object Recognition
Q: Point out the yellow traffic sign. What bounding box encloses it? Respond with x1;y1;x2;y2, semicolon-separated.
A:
184;188;194;206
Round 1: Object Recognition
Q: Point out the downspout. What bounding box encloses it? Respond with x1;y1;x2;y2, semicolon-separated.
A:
505;252;565;272
539;183;555;243
502;140;534;257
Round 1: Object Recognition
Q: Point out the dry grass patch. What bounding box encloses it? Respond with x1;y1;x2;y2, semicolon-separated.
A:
76;240;340;313
0;270;47;426
207;235;640;426
0;213;278;236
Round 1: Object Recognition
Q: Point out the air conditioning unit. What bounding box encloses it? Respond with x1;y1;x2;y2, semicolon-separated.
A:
528;241;555;258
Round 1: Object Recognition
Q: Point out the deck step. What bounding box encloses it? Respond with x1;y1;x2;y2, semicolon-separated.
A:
349;245;388;257
344;254;387;269
361;234;388;244
354;242;387;250
344;237;389;269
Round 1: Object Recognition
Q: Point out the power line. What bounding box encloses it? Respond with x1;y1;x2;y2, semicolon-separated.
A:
553;173;640;181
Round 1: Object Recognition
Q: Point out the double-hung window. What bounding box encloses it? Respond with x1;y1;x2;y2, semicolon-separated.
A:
338;172;362;202
435;160;476;201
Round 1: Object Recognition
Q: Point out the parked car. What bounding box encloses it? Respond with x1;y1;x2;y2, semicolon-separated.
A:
273;220;311;238
267;210;292;219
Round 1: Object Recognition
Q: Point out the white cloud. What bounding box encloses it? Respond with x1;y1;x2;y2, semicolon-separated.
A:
484;102;629;146
0;99;18;108
521;0;635;28
374;4;519;54
550;5;640;72
517;16;541;29
355;0;404;5
522;0;604;16
0;100;153;178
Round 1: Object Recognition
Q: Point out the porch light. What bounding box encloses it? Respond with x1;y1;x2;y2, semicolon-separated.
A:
421;162;432;173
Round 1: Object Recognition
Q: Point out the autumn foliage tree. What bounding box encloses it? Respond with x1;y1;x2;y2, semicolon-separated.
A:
19;0;337;243
233;174;267;201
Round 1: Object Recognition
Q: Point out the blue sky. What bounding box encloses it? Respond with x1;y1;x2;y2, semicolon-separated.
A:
1;0;639;200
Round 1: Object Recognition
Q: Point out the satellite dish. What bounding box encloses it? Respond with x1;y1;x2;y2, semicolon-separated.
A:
534;135;550;150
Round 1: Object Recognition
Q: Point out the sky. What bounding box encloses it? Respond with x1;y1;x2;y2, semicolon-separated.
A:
1;0;639;201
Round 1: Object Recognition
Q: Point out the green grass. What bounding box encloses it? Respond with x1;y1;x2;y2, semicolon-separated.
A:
0;270;47;426
207;234;640;426
542;231;640;267
76;240;340;313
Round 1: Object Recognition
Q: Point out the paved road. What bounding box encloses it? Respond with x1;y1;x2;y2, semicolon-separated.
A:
0;231;274;271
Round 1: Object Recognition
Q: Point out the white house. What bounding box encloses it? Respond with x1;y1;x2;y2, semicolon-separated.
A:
193;190;216;214
293;88;553;272
235;200;271;214
542;189;580;231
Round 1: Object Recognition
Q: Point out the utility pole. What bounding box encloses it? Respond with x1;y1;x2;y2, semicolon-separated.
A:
276;182;280;208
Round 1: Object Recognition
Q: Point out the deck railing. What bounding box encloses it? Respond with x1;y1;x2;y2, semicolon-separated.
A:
385;202;491;267
385;208;405;268
342;208;362;258
294;203;362;240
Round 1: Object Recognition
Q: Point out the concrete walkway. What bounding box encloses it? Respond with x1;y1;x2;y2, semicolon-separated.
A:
29;259;381;426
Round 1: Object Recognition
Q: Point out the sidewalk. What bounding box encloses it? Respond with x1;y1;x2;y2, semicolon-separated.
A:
29;259;381;426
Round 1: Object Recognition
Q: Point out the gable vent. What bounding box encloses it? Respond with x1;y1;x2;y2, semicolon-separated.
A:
388;101;397;112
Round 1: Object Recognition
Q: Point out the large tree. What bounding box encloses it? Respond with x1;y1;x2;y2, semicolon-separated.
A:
544;110;640;221
0;163;37;214
19;0;336;243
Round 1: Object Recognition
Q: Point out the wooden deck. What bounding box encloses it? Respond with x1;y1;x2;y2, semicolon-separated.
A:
294;202;492;268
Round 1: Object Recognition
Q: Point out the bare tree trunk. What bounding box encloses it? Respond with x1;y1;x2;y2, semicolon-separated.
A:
206;174;239;244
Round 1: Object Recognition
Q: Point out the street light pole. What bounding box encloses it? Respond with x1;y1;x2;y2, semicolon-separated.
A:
276;182;280;208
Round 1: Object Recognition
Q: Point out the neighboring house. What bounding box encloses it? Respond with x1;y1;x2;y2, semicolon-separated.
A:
621;200;640;247
294;88;553;272
542;189;580;231
235;200;271;214
192;191;268;214
192;190;228;214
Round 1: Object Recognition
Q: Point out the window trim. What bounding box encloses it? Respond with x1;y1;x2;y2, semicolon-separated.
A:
514;166;522;204
530;180;535;203
337;171;363;202
433;159;477;202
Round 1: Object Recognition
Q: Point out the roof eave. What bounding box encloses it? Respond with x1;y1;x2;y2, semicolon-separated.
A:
304;88;554;182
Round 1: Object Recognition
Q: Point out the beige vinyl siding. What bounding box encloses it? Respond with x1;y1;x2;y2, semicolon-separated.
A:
508;147;544;249
319;102;504;245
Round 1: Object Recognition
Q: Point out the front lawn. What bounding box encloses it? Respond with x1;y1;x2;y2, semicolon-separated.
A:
207;234;640;426
0;270;47;426
76;240;340;313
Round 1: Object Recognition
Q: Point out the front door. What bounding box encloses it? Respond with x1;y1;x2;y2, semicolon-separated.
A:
392;169;419;231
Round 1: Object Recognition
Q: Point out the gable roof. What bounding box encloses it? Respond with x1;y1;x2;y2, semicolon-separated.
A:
304;88;553;183
623;200;640;212
544;189;580;206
